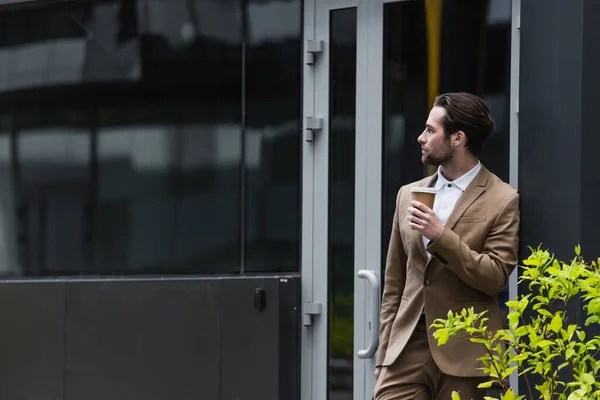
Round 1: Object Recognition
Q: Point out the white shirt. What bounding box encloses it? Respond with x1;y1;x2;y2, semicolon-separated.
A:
422;161;482;254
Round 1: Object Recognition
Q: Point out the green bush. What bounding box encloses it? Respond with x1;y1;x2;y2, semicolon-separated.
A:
433;245;600;400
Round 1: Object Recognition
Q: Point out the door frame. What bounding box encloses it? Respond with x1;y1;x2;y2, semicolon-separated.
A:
302;0;522;398
301;0;381;399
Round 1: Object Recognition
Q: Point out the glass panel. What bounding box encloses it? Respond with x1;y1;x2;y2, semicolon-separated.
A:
95;103;241;274
244;0;302;272
15;109;93;275
438;0;511;183
382;0;512;318
382;0;428;267
0;115;17;277
0;1;141;91
0;0;243;93
328;7;356;400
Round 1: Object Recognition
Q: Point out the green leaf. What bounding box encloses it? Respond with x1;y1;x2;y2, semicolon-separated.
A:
451;391;461;400
567;388;586;400
508;311;520;330
551;313;563;333
575;244;581;256
511;354;528;362
514;326;528;337
566;348;576;360
577;331;586;341
537;340;555;348
503;388;516;400
437;333;449;346
470;338;488;344
537;308;553;318
566;324;578;341
477;381;494;389
582;372;595;385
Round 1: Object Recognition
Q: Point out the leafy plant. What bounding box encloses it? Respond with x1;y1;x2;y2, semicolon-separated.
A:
432;245;600;400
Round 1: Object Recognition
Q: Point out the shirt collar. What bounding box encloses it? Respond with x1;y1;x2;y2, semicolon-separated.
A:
434;161;482;192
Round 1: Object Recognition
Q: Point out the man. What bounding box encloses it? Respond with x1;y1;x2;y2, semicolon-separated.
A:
374;92;520;400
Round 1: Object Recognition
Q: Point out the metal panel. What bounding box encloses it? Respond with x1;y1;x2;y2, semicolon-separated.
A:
0;281;65;400
508;0;521;393
519;0;583;259
581;0;600;337
65;279;220;400
300;1;317;398
221;278;279;400
278;277;301;400
519;0;585;393
581;0;600;263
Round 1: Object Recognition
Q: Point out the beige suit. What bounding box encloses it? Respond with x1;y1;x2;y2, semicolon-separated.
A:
376;166;520;378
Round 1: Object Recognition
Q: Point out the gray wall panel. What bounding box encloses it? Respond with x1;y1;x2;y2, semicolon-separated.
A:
65;280;220;400
221;278;279;400
519;0;600;392
581;0;600;261
581;0;600;338
278;278;300;400
519;0;583;260
0;281;65;400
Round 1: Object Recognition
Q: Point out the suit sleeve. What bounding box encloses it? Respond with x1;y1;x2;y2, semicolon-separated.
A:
376;188;407;367
426;192;520;297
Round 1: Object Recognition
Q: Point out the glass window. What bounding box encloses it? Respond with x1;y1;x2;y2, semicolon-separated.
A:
0;0;302;276
382;0;428;268
244;0;302;272
437;0;511;183
328;7;357;398
14;109;93;275
94;103;241;274
382;0;512;308
0;115;17;277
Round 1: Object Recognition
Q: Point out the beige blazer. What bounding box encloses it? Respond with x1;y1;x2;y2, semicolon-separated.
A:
376;166;520;377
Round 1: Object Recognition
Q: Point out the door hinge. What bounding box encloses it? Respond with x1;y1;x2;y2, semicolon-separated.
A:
304;117;323;142
305;40;324;65
303;302;322;326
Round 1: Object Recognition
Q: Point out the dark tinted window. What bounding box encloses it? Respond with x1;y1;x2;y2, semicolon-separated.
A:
0;0;301;276
244;0;302;272
382;0;512;306
94;103;241;274
15;109;93;275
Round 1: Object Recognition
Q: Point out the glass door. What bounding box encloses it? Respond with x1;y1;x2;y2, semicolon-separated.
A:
302;0;381;399
302;0;515;398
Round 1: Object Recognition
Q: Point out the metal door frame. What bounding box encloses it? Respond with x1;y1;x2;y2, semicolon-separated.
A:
302;0;521;398
301;0;380;399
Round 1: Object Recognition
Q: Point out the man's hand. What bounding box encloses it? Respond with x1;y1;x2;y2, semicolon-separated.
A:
407;201;444;242
374;366;382;380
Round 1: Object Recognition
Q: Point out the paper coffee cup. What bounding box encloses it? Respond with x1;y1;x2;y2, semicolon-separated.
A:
410;187;436;209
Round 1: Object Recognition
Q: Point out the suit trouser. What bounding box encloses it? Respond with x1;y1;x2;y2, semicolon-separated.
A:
374;318;485;400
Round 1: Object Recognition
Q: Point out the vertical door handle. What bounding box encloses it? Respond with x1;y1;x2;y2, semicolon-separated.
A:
357;270;380;359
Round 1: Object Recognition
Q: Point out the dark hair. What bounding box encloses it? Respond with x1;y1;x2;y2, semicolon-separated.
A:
433;92;496;155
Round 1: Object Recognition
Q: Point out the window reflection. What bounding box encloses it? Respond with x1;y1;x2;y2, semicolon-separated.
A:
244;0;301;272
0;115;16;276
15;110;92;275
0;0;301;276
95;104;241;274
328;7;357;398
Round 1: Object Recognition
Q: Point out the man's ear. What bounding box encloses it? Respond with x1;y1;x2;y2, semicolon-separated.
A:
453;130;466;148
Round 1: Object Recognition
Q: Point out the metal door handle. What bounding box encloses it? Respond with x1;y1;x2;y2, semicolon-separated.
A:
357;270;380;359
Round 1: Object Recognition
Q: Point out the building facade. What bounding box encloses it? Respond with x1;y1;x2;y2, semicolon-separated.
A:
0;0;597;399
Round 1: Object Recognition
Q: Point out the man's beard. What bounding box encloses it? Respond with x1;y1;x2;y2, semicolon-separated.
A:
423;139;454;166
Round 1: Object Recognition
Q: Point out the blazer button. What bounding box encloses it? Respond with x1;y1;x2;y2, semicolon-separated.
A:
424;279;431;286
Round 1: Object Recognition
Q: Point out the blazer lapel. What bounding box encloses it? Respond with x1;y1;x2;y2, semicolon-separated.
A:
415;172;439;261
444;166;489;231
